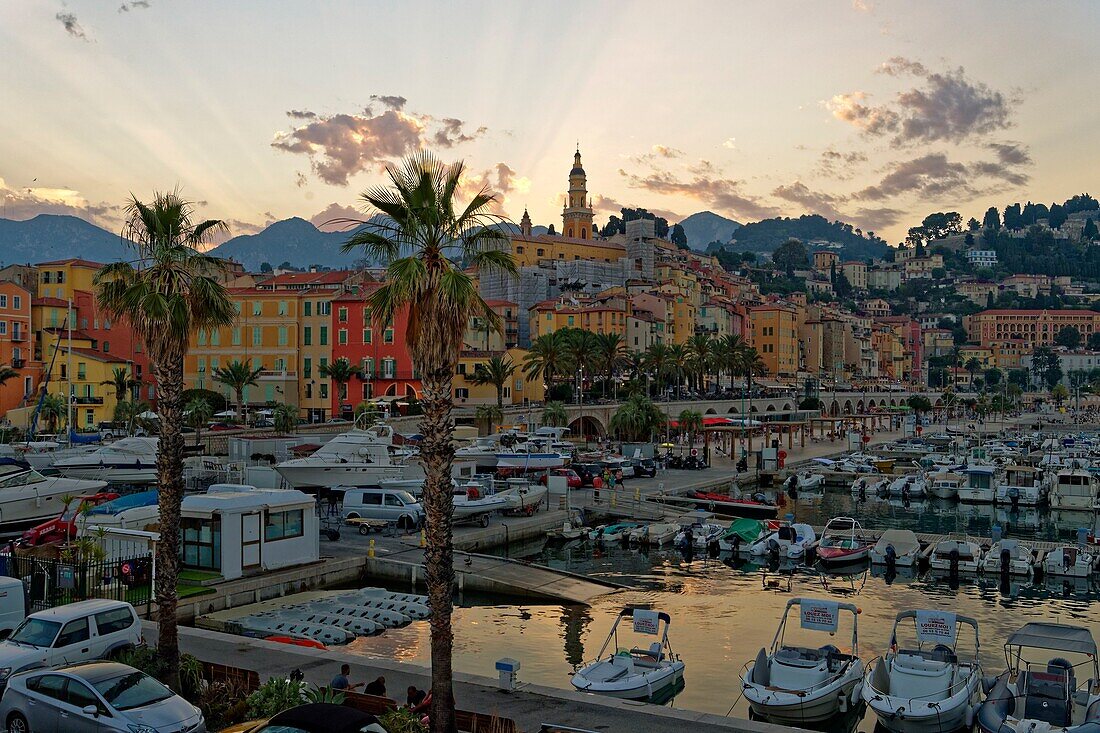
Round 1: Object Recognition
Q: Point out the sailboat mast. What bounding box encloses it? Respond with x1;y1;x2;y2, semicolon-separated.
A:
67;299;73;438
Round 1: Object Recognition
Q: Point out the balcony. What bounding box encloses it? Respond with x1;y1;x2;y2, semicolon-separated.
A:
11;359;25;369
9;333;25;342
73;396;104;405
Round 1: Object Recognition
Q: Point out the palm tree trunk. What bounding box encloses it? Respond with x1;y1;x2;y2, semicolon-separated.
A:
236;387;244;421
152;356;185;692
496;384;503;411
421;367;457;733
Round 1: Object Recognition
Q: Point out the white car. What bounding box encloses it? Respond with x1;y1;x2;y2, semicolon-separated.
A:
0;600;142;690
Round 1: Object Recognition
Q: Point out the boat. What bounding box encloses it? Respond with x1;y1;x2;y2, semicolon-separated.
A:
236;614;355;645
450;483;509;526
981;539;1036;577
496;479;548;513
864;610;982;733
76;490;160;533
928;536;982;574
741;597;864;724
19;491;119;545
589;522;642;542
51;436;160;484
273;426;407;489
548;521;586;542
1043;546;1095;578
781;471;824;494
976;623;1100;733
851;475;889;498
495;437;568;471
0;440;98;471
571;608;685;701
673;516;726;550
957;465;997;503
627;522;679;546
0;459;110;527
717;518;768;553
816;517;870;567
928;471;965;500
686;490;779;519
265;636;327;650
886;473;927;498
870;529;922;567
750;523;816;560
996;465;1044;507
1049;469;1100;513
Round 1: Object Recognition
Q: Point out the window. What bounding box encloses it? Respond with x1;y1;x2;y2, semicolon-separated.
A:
320;326;328;346
384;494;404;508
32;675;67;701
274;358;285;372
537;248;545;257
278;326;288;346
362;307;372;322
197;329;207;346
455;388;469;399
12;296;20;310
362;358;374;376
383;328;393;344
303;358;312;378
338;307;348;323
382;359;395;378
42;272;51;284
85;410;94;426
102;341;109;353
363;328;372;344
0;322;5;336
303;301;312;317
181;516;220;570
252;327;262;347
210;329;220;346
56;270;65;283
0;295;6;308
278;301;288;316
55;617;90;647
305;383;313;399
317;301;331;316
303;326;312;346
232;327;241;346
65;679;102;711
197;358;206;374
516;246;524;254
320;383;328;399
252;301;262;316
77;363;86;380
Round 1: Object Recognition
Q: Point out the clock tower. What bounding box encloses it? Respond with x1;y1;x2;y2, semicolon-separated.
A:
562;147;594;239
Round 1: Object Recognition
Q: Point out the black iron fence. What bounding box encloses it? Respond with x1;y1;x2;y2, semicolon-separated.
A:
0;553;153;613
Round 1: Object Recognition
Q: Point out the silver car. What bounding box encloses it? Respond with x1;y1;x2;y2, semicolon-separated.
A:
0;661;205;733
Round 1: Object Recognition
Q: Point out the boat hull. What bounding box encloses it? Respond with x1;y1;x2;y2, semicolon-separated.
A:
53;464;158;484
495;454;566;470
571;661;684;700
274;462;405;489
0;477;109;527
743;671;862;724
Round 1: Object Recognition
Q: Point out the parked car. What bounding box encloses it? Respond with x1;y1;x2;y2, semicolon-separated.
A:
0;600;142;691
632;458;657;478
0;577;27;639
208;422;237;431
223;702;386;733
340;488;424;529
569;463;603;487
537;469;582;488
0;661;205;733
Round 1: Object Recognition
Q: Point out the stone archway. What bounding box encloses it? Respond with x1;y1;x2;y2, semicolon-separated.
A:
857;400;865;413
783;402;793;411
705;408;717;415
766;404;776;412
727;406;740;414
568;415;606;439
830;401;840;417
843;400;853;415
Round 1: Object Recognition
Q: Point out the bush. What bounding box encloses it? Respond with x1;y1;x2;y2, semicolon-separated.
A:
246;677;306;719
380;708;429;733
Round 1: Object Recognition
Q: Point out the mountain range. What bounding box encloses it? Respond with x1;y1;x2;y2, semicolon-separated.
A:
676;211;741;250
0;215;132;264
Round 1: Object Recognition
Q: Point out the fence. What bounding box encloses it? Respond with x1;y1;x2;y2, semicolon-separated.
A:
0;552;153;613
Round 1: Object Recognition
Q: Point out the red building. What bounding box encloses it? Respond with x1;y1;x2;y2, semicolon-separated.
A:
330;288;418;418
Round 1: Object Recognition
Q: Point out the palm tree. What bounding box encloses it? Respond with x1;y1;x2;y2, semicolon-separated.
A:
101;366;140;404
340;152;516;733
716;334;746;388
475;404;503;435
184;395;213;447
523;331;569;390
470;355;515;409
643;343;671;397
211;359;263;421
565;329;598;400
354;400;382;425
594;333;628;398
609;394;665;442
678;408;704;446
667;343;690;398
116;398;153;436
964;357;982;390
271;402;299;434
319;357;361;407
733;345;767;415
687;333;716;392
94;191;235;691
0;365;20;388
541;400;568;428
39;393;67;433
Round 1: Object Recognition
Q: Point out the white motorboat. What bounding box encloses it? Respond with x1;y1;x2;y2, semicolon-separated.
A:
750;523;816;560
816;517;870;567
76;490;160;534
450;484;509;526
851;475;889;497
571;608;685;701
741;598;863;724
977;623;1100;733
864;610;982;733
454;433;506;466
628;522;679;546
870;529;921;567
52;437;160;484
957;465;996;503
886;473;927;498
782;471;824;493
0;441;97;471
1043;546;1096;578
996;465;1044;507
274;426;408;489
495;438;567;471
928;471;964;500
588;522;642;542
495;479;547;513
1049;469;1100;513
673;520;726;550
929;536;983;574
0;459;109;527
547;521;585;542
981;539;1036;577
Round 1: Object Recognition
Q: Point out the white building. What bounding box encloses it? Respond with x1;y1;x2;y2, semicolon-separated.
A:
966;249;998;268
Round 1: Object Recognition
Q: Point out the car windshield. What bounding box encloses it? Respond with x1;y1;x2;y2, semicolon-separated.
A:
93;671;174;711
395;491;416;504
9;618;60;647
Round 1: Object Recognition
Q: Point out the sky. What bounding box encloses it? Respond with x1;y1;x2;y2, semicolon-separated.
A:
1;0;1098;246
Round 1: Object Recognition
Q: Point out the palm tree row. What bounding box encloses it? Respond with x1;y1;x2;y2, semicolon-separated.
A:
523;328;629;397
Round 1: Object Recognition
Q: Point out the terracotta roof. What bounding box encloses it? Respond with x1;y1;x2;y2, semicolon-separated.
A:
258;271;355;286
33;297;70;307
483;299;518;308
68;347;127;362
35;258;104;268
977;309;1100;316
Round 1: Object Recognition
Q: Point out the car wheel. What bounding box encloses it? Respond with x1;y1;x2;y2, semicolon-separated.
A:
479;513;490;528
7;712;29;733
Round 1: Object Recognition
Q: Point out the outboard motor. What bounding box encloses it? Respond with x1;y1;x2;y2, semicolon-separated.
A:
707;538;721;558
737;456;748;473
949;548;960;576
786;475;798;499
885;543;897;572
1000;547;1012;588
1009;486;1020;511
730;534;742;554
858;482;867;501
768;537;781;563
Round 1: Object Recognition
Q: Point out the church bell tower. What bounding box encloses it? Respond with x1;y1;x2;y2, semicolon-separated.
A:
562;147;594;239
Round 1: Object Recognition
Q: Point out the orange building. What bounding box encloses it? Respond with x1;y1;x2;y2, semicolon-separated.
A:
0;282;35;417
967;309;1100;349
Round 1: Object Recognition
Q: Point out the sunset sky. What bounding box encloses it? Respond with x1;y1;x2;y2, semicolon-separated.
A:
2;0;1098;245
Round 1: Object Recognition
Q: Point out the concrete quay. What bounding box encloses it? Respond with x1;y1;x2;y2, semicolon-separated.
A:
158;622;805;733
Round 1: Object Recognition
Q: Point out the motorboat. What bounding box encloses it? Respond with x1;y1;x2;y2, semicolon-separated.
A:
495;438;568;471
957;465;996;503
495;479;548;514
981;539;1036;577
686;490;778;519
864;610;982;733
547;521;585;542
52;437;160;484
454;433;506;466
1043;546;1095;578
674;517;726;550
781;471;825;494
627;522;679;546
750;523;816;560
76;490;160;533
996;465;1044;507
886;473;927;498
816;517;870;567
929;536;983;574
450;483;509;526
870;529;922;567
717;517;769;553
1049;469;1100;513
976;623;1100;733
589;522;642;542
741;597;863;724
274;427;407;489
571;608;685;701
0;459;110;527
0;441;98;471
851;475;889;498
928;471;964;500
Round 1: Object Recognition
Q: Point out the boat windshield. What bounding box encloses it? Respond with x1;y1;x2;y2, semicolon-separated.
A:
0;465;44;488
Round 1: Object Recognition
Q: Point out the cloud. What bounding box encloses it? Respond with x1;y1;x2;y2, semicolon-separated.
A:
852;147;1029;202
830;58;1015;146
118;1;151;11
622;169;780;221
55;12;89;40
722;138;737;150
0;177;121;228
369;95;407;112
651;145;683;159
309;202;362;232
771;181;903;230
273;102;487;186
453;162;529;217
986;141;1032;167
816;148;868;180
852;0;873;11
591;195;681;223
294;172;308;188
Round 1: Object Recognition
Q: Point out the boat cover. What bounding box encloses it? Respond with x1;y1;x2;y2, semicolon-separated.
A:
85;490;159;516
1007;623;1097;655
723;518;763;544
874;530;920;555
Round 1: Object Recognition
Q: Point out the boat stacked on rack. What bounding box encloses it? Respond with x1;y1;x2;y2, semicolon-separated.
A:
571;608;685;701
52;436;160;484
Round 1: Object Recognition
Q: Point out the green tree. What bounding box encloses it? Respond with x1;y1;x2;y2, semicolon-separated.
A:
470;355;515;409
1008;368;1030;389
1031;345;1063;388
771;238;808;274
907;395;933;414
967;217;980;231
39;393;67;433
982;206;1001;231
354;401;382;424
93;192;235;690
677;408;704;446
564;329;598;398
184;395;213;447
259;262;273;273
272;402;298;433
0;365;16;387
1052;383;1069;407
984;368;1003;388
1048;203;1068;229
715;334;747;388
115;398;153;436
1083;218;1099;241
340;152;516;733
523;331;569;388
212;359;264;421
474;404;502;435
541;400;568;428
101;366;140;405
319;357;361;406
685;333;714;391
593;333;628;398
1055;326;1082;349
964;357;982;388
670;223;688;249
609;394;664;442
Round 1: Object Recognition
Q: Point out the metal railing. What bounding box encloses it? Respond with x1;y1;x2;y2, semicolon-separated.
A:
0;552;153;612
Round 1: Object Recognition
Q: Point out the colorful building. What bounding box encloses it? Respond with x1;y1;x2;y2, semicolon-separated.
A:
750;304;799;378
966;309;1100;349
0;282;35;417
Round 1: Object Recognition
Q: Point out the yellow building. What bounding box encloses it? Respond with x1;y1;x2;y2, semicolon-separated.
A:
528;298;629;341
841;261;868;290
750;304;799;378
453;348;544;407
37;329;130;429
813;251;840;273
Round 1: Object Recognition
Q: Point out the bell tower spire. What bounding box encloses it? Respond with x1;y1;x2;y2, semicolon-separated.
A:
563;145;594;240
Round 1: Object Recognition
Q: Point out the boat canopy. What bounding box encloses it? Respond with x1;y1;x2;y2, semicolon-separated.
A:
85;490;159;516
1006;623;1098;655
874;530;920;555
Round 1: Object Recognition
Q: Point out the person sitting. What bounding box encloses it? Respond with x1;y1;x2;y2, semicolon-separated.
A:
330;664;363;691
406;685;427;709
363;675;387;697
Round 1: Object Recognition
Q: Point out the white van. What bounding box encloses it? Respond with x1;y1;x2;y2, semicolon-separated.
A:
0;599;142;689
341;488;424;529
0;578;26;638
